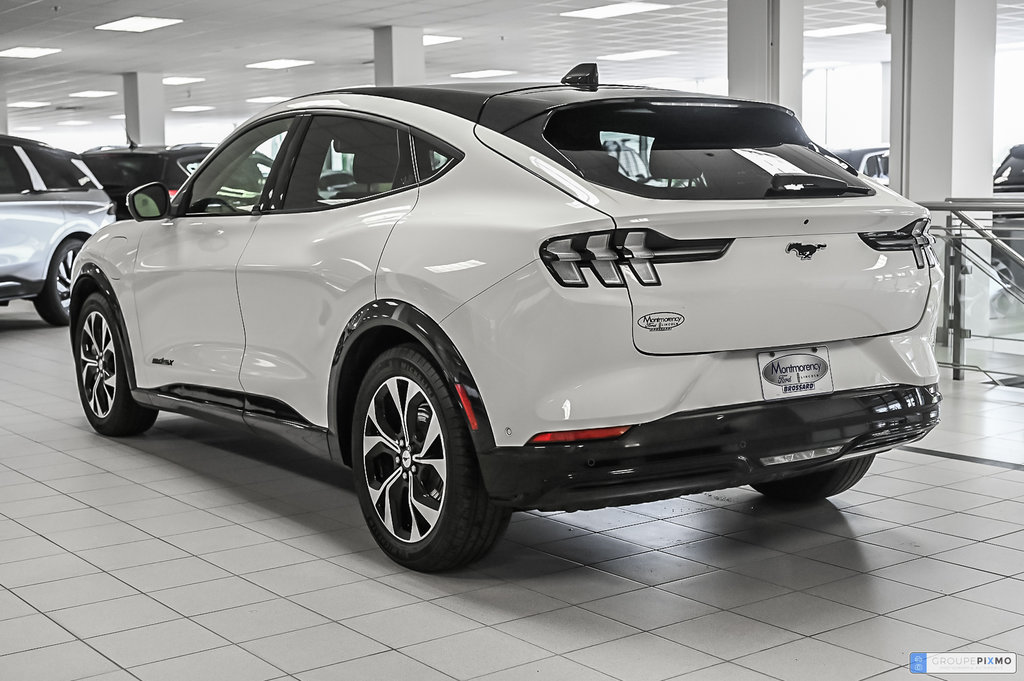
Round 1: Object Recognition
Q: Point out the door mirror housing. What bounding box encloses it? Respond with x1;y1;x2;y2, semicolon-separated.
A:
127;182;171;221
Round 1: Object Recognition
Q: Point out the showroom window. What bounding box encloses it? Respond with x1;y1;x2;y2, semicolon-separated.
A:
186;117;292;215
23;146;99;191
282;115;413;211
0;146;32;194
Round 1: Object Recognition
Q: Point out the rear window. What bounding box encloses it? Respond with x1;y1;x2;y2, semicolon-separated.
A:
994;152;1024;188
23;146;99;190
83;154;165;190
541;101;871;200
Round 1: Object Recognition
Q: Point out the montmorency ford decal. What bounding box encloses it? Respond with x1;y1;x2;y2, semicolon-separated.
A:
637;312;684;331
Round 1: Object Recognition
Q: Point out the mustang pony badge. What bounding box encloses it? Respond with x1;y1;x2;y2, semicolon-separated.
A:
786;242;827;260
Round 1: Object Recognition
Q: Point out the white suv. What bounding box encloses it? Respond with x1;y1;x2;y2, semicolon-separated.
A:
70;67;942;571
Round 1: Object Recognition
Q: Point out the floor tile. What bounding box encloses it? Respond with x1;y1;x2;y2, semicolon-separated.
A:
956;578;1024;614
244;559;365;596
932;542;1024;576
344;601;480;648
193;597;329;643
564;632;719;681
434;583;566;625
78;538;189;571
581;586;717;629
296;650;455;681
735;591;874;636
473;655;618;681
537;533;649;563
111;556;231;592
202;541;317;574
240;622;385;674
0;613;74;655
889;596;1024;640
669;662;781;681
516;566;645;605
659;570;791;609
290;580;419;620
664;536;783;568
860;526;974;556
796;538;918;572
130;643;283;681
734;637;892;681
0;641;119;681
402;627;549;680
594;551;715;585
86;618;229;667
873;557;1002;594
495;605;638;654
603;520;714;549
164;524;272;554
914;513;1020;541
730;553;856;590
805;573;941;614
12;572;138;612
815;616;969;665
49;594;179;638
0;552;99;588
656;611;801;659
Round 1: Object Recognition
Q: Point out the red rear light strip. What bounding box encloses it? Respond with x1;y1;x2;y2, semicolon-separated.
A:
528;425;632;444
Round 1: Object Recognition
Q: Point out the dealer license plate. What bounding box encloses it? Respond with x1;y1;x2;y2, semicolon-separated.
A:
757;346;834;401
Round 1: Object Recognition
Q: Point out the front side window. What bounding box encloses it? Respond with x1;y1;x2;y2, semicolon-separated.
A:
0;146;32;194
186;118;291;215
23;147;99;190
283;116;412;211
542;101;872;200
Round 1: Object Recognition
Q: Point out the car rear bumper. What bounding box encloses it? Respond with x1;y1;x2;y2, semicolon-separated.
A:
477;383;940;511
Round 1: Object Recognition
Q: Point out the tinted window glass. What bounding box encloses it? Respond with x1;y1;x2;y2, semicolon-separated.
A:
994;155;1024;188
187;118;291;215
542;101;871;200
0;146;32;194
83;154;164;191
177;153;209;176
413;135;456;182
24;146;99;190
283;116;412;211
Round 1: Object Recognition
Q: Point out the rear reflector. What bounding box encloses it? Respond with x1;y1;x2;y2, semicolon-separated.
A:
528;425;631;444
454;383;479;431
167;189;178;198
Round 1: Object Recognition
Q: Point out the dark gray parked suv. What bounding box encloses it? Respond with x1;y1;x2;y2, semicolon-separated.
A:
0;135;114;325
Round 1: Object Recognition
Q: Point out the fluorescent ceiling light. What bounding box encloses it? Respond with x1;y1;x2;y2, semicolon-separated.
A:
804;23;885;38
598;49;677;61
423;35;462;46
163;76;205;85
246;59;314;70
57;120;91;126
8;101;50;109
95;16;183;32
109;114;126;120
14;126;42;132
450;69;517;78
246;96;289;104
0;47;62;59
69;90;118;98
172;105;214;112
561;2;671;19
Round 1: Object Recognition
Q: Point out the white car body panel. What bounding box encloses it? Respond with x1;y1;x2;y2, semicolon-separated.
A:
133;215;258;391
236;192;416;426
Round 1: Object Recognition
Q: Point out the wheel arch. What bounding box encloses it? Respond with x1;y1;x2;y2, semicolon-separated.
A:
329;299;495;467
70;264;138;389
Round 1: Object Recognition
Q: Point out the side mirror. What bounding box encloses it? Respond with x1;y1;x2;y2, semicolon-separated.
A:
127;182;171;221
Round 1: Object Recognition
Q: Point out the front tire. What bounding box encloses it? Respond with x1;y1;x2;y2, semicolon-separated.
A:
73;293;158;436
34;238;83;326
750;454;875;502
352;345;510;571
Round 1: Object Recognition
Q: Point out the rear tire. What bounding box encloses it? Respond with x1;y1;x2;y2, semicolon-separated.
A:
33;238;83;326
73;293;158;436
750;455;875;502
352;345;510;571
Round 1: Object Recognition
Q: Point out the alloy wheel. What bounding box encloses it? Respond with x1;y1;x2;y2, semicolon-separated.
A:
362;376;447;543
80;311;116;418
56;248;76;312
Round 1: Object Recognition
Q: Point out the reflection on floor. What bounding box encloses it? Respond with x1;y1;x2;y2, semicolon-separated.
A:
0;300;1022;681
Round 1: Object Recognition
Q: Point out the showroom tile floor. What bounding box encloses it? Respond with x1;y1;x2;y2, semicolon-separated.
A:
1;300;1023;681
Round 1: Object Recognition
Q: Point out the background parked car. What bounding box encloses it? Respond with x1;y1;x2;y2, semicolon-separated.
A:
0;134;114;325
834;145;889;185
81;143;213;220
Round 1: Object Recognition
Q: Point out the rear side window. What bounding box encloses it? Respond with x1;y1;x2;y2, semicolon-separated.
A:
541;101;871;200
283;115;413;211
413;134;458;182
0;146;32;194
23;146;99;190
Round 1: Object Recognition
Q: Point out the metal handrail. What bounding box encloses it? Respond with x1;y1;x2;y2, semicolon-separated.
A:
918;197;1024;381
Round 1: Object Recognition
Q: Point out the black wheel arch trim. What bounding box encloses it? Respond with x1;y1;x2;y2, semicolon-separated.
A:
71;263;138;388
329;298;496;466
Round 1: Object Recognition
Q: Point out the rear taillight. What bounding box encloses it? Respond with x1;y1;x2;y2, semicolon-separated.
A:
167;189;178;198
540;229;732;288
859;218;936;268
528;426;632;444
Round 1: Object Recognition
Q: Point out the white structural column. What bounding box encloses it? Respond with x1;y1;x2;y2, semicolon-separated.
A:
888;0;996;199
373;26;425;86
0;88;8;135
727;0;804;117
122;72;165;146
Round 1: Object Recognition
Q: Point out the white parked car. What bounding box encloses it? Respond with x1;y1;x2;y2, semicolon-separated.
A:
70;66;942;571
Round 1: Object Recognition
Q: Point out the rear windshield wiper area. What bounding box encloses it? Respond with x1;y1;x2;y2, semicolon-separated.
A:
765;173;874;197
